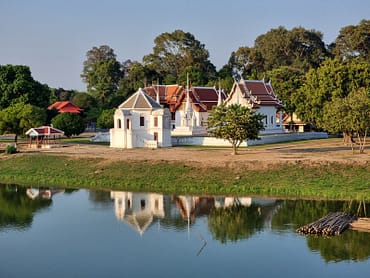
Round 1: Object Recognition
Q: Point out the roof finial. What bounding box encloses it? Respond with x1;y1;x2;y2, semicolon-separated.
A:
217;78;222;106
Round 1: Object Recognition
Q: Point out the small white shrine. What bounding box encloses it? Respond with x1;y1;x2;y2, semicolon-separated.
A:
110;88;172;148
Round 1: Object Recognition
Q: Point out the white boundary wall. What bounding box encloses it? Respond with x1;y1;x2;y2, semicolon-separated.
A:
94;131;328;147
172;132;328;147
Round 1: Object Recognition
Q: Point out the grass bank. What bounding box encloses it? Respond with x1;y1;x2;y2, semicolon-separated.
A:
0;153;369;200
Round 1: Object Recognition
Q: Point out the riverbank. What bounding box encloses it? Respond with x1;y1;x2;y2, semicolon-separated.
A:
0;138;369;200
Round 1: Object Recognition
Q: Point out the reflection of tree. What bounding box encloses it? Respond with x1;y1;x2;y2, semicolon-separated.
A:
64;188;79;194
271;200;370;232
307;230;370;262
88;190;112;208
271;199;370;262
208;204;264;243
0;185;52;230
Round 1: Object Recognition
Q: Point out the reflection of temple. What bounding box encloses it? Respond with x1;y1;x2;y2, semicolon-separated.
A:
110;191;165;235
26;187;64;200
173;196;215;223
110;191;281;235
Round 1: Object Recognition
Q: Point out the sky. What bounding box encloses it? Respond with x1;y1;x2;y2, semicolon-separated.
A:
1;0;369;91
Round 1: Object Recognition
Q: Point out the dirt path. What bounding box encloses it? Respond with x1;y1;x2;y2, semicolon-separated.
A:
17;138;370;170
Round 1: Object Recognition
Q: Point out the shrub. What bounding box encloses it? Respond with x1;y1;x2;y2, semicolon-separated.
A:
5;144;17;154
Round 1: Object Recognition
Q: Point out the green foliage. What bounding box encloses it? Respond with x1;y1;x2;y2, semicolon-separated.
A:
119;60;148;97
334;19;370;62
254;26;330;71
81;45;122;107
97;109;114;129
51;88;78;101
143;30;216;85
208;204;264;243
323;88;370;153
5;144;17;154
267;66;305;115
295;58;370;126
0;151;369;200
0;64;52;109
72;92;97;110
0;102;46;142
177;66;207;86
51;113;85;137
207;104;265;155
0;186;52;229
72;92;99;126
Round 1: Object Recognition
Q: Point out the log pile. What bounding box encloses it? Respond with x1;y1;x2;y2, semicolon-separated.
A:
296;212;356;236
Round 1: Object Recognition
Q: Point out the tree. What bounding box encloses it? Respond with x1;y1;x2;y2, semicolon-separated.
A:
143;30;216;85
0;102;46;142
177;66;207;86
72;92;97;112
222;26;330;78
118;60;148;99
0;64;52;109
51;113;85;137
267;66;305;130
333;19;370;62
207;104;264;155
81;45;122;107
322;88;370;153
225;46;263;79
294;58;370;127
97;109;114;129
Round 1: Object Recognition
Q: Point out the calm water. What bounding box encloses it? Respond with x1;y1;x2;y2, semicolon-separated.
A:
1;186;370;278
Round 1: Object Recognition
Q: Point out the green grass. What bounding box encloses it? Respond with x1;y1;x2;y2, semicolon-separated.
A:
0;152;369;200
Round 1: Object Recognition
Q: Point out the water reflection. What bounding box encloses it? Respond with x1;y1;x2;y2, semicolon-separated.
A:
110;191;165;235
109;191;280;237
0;185;54;230
1;185;370;263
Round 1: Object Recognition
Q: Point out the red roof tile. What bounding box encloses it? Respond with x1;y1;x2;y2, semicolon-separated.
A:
48;101;82;114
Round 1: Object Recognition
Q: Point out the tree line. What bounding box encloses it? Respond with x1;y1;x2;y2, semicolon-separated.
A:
0;19;369;145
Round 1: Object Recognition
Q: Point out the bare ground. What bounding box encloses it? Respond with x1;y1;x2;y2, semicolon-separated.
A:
12;138;370;170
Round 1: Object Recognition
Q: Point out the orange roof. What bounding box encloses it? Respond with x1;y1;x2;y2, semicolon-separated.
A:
48;101;82;114
143;84;226;112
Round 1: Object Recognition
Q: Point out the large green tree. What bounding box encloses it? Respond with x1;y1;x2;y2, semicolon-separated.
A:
81;45;122;107
267;66;305;130
0;65;52;109
207;104;264;155
51;113;85;137
143;30;216;85
96;109;114;129
223;26;330;80
294;58;370;127
333;19;370;62
118;60;148;99
226;46;263;79
322;88;370;153
254;26;330;71
0;102;46;142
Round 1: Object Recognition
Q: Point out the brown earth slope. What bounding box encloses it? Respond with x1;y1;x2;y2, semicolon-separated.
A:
14;138;370;170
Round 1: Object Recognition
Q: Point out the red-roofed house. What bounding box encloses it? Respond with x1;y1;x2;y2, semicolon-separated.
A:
25;126;64;148
48;101;82;114
224;78;284;134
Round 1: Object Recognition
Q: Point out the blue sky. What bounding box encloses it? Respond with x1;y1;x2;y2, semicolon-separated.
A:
1;0;369;91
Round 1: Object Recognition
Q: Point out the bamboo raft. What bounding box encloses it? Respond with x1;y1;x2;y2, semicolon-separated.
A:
296;212;356;236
